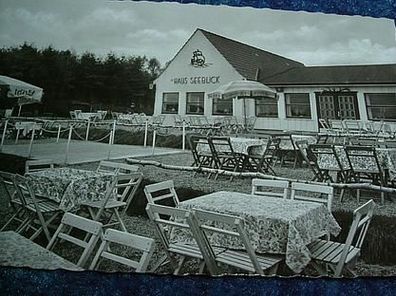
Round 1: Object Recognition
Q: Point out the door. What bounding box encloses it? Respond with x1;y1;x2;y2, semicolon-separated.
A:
316;92;359;121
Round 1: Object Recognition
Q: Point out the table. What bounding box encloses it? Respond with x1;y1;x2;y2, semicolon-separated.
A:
0;231;82;270
176;191;341;273
15;121;42;137
26;168;115;211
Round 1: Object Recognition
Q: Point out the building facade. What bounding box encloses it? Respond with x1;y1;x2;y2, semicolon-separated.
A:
153;29;396;132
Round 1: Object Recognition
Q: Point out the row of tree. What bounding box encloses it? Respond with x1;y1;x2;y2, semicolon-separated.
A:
0;43;162;116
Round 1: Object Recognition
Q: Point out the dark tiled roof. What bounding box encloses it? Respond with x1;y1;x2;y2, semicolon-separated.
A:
200;29;304;80
262;64;396;85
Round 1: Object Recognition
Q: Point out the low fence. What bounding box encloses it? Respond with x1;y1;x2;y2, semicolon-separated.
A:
0;117;226;163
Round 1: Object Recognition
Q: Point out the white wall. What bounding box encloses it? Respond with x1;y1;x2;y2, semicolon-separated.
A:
154;30;244;117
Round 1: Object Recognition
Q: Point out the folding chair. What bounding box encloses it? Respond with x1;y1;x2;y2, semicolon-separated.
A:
144;180;180;207
308;144;349;183
294;140;323;181
81;173;142;231
90;228;155;272
251;178;289;199
96;160;140;175
25;159;55;173
187;134;215;176
208;136;244;180
192;209;283;275
290;182;334;212
46;213;103;268
248;137;280;175
345;146;386;204
13;174;62;243
0;171;25;231
308;199;375;277
278;135;299;168
145;204;220;275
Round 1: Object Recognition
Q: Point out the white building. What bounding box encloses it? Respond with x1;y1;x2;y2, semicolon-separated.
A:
153;28;396;132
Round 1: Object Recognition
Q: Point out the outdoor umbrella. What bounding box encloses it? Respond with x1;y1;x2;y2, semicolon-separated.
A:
208;80;277;129
0;75;43;116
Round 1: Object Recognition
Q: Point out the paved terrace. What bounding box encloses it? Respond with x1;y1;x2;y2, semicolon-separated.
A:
0;139;183;164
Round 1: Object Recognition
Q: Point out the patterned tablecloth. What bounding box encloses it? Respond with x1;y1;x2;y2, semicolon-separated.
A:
0;231;82;270
176;191;341;273
316;146;396;179
26;168;115;211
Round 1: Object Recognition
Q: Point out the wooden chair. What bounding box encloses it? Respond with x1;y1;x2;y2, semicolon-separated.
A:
308;144;349;183
251;178;289;199
46;213;103;268
290;182;334;212
96;161;140;175
208;136;244;180
25;159;55;174
144;180;180;207
145;204;219;275
81;173;142;231
192;209;283;275
248;137;280;175
308;199;375;277
13;174;62;243
89;228;155;272
278;135;299;168
294;140;323;181
187;134;215;176
0;171;25;231
344;146;386;204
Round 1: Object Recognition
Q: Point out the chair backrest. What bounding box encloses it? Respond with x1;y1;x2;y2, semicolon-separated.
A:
115;172;143;213
344;146;382;175
335;199;375;276
144;180;180;206
329;120;345;132
145;203;218;274
264;137;280;157
192;209;265;275
290;182;334;211
319;118;330;129
308;144;345;171
0;171;17;202
89;228;155;272
97;161;140;175
46;213;103;268
343;120;362;133
187;134;210;165
25;159;55;174
246;116;256;132
208;136;234;156
13;174;41;208
251;178;289;199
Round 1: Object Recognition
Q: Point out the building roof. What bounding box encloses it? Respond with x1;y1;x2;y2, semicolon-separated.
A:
199;29;304;81
262;64;396;86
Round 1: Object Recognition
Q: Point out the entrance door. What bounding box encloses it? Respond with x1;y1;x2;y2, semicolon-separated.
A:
316;92;359;121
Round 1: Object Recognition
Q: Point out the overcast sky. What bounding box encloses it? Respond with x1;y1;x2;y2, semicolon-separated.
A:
1;0;395;67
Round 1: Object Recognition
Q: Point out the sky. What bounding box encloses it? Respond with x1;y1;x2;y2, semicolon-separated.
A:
0;0;395;67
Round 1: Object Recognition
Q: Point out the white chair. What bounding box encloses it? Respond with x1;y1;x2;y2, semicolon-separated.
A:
144;180;180;207
308;199;375;277
25;159;55;174
46;213;103;268
192;209;283;275
251;178;289;199
290;182;334;212
13;174;62;243
96;161;140;175
145;203;220;275
82;173;143;231
89;228;155;272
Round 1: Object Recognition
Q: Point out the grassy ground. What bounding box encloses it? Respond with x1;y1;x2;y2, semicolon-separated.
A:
1;151;396;276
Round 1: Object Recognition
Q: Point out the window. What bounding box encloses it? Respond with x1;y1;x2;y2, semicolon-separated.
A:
186;92;204;115
365;93;396;121
285;93;311;118
212;98;233;115
255;97;278;118
162;92;179;114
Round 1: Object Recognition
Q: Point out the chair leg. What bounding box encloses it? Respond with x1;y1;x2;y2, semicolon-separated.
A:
198;261;206;274
114;209;127;232
173;256;186;275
